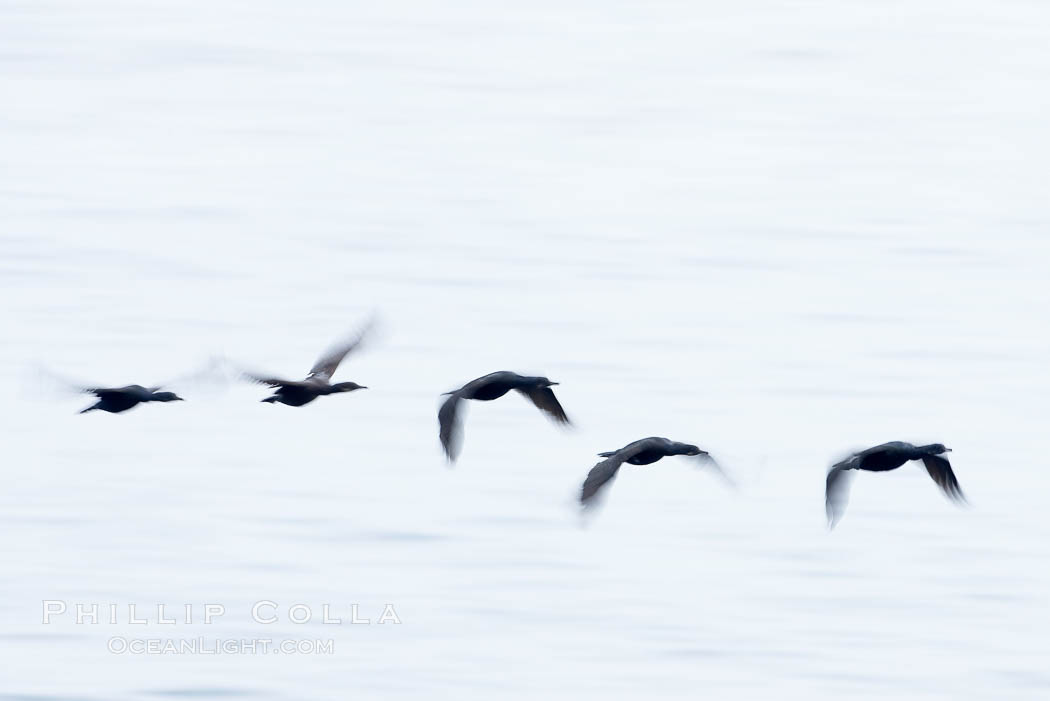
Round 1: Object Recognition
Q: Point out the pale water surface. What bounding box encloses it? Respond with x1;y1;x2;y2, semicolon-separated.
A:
1;1;1048;699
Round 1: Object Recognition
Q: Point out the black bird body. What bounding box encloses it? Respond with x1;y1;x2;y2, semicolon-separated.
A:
463;377;517;401
259;379;364;407
844;443;924;472
581;437;722;505
825;441;965;528
80;385;184;414
596;441;685;465
438;371;570;462
244;322;371;407
452;371;563;402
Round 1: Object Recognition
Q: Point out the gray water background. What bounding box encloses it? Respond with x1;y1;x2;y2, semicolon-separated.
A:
1;1;1048;698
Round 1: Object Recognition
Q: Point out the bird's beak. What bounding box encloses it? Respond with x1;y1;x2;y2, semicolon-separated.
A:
359;386;369;390
944;448;952;452
548;381;560;386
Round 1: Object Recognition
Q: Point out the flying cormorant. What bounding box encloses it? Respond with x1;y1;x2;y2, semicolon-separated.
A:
825;441;965;528
438;371;570;462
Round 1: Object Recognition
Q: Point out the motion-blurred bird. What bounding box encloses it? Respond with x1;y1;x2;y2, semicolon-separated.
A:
825;441;965;528
438;371;570;462
242;321;372;407
579;436;727;506
79;385;184;414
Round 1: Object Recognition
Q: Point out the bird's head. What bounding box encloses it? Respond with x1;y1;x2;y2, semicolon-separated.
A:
922;443;951;455
153;392;184;402
332;381;367;393
678;443;707;456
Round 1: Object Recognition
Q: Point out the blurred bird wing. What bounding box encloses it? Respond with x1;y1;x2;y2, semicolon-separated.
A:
307;319;375;382
825;463;855;529
83;386;122;397
580;451;636;506
36;367;191;399
580;442;652;506
580;455;625;506
33;367;112;397
240;371;294;389
438;393;464;462
921;455;967;503
515;386;570;424
146;357;234;394
693;452;736;489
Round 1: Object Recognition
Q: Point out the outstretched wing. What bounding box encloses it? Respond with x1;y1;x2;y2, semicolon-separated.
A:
240;371;295;389
693;452;736;489
579;441;653;506
580;453;629;506
32;367;119;398
144;357;233;394
438;393;464;462
825;462;855;529
922;455;966;503
515;386;570;424
307;319;374;382
83;386;123;397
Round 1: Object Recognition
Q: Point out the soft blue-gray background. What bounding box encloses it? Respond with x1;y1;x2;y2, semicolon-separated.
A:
1;1;1048;698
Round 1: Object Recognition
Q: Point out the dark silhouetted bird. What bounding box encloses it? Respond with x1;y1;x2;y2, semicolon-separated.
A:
438;371;569;461
79;385;184;414
242;322;372;407
579;437;726;506
825;441;965;528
